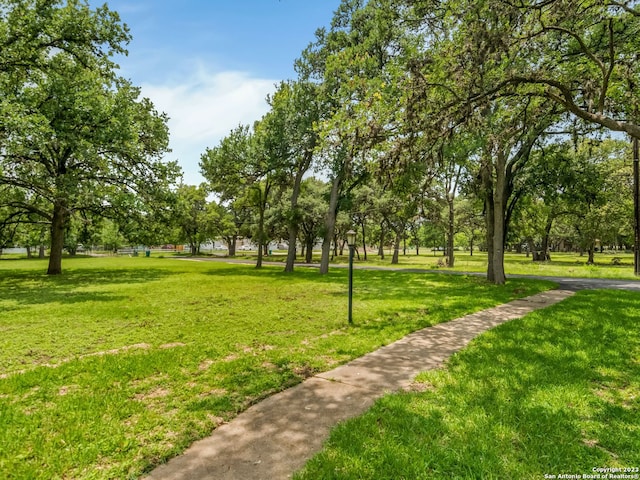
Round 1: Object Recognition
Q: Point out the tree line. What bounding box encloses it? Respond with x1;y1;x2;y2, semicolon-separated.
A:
199;0;640;283
1;0;639;283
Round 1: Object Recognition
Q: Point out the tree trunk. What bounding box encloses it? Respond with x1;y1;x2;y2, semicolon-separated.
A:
491;155;507;285
227;235;237;256
305;239;314;263
256;208;265;268
480;149;507;284
284;231;297;268
285;168;306;273
587;247;595;265
231;236;237;256
482;165;496;283
527;237;538;261
361;222;368;261
26;245;32;259
447;196;455;268
320;175;341;274
540;214;553;261
255;181;272;269
378;223;385;260
47;202;66;275
391;231;401;264
485;201;495;282
38;230;46;258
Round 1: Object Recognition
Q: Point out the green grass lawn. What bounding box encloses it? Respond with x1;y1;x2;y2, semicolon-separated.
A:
0;256;552;479
255;249;640;280
295;289;640;480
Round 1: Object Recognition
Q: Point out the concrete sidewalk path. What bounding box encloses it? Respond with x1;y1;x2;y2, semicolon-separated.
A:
146;289;574;480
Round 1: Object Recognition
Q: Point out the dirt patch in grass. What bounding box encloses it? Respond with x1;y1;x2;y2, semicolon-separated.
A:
58;385;80;396
261;361;279;371
84;343;151;357
0;343;153;379
130;374;169;390
159;342;186;349
134;387;171;401
198;359;214;370
198;388;228;398
0;343;188;380
318;355;340;367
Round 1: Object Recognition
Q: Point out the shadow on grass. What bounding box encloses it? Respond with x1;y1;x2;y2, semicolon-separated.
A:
338;271;551;318
199;263;341;282
0;267;178;306
200;265;552;336
202;263;549;291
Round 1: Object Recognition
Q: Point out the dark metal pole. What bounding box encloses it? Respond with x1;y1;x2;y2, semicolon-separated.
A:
348;244;354;324
634;138;640;276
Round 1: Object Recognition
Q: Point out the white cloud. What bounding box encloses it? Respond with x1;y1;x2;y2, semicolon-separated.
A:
140;66;277;185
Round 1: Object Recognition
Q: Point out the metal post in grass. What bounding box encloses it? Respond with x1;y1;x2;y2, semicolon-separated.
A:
346;229;356;324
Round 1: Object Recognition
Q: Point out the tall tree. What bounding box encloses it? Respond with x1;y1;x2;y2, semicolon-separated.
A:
565;139;632;263
297;0;405;273
201;118;289;268
477;100;558;283
296;178;329;263
218;199;251;256
349;184;376;260
173;184;217;256
0;1;176;274
431;134;477;267
398;0;563;282
261;81;321;272
200;125;255;253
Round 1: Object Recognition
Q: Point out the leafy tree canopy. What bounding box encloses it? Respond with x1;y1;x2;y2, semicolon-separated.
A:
0;0;179;274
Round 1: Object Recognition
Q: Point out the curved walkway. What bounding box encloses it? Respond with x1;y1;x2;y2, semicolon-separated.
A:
146;285;575;480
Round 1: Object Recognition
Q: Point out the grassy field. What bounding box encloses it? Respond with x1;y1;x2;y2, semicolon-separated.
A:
249;249;640;280
295;289;640;479
0;256;553;479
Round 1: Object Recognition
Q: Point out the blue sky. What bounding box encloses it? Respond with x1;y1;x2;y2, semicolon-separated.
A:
99;1;342;184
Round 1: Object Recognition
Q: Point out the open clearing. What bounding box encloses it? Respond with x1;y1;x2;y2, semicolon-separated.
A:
0;256;552;479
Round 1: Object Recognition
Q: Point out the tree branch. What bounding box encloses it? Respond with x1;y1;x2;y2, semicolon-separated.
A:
543;25;606;76
487;75;640;139
608;1;640;16
599;18;616;113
